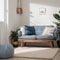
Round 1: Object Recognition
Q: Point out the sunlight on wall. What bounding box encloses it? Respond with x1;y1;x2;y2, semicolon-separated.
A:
30;3;60;26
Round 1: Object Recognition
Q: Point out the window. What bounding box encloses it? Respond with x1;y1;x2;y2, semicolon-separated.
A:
0;0;4;22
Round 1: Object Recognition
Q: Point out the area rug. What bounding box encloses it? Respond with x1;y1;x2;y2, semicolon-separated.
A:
14;47;59;60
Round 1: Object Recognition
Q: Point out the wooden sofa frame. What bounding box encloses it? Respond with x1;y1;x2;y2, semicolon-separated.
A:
18;39;55;48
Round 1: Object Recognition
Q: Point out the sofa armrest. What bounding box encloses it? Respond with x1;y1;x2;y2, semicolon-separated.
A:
53;30;58;40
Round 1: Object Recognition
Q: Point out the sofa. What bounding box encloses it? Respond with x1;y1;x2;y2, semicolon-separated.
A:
18;25;57;47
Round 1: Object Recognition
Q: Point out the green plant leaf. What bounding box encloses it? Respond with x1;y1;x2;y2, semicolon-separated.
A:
53;11;60;35
59;11;60;14
54;22;60;26
16;29;20;32
9;30;18;41
53;14;60;20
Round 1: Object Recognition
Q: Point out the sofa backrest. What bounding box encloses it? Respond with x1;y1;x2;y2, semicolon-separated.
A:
34;26;45;35
25;25;54;35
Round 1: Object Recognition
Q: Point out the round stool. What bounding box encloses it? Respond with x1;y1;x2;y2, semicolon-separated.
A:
0;44;14;59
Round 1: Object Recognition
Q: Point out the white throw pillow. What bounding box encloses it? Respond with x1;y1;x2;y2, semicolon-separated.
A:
42;27;55;36
20;26;25;35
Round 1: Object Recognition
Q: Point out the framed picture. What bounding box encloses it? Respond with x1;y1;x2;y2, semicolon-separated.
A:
39;7;46;15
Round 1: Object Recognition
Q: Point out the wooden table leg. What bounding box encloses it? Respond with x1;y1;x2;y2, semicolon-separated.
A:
20;41;24;47
18;41;21;46
50;41;54;48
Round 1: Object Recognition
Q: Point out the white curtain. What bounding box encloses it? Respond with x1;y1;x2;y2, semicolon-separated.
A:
0;0;4;22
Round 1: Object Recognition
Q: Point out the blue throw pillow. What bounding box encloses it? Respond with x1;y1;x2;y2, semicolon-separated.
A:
25;26;35;35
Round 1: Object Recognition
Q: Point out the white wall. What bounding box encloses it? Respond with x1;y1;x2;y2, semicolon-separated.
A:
30;3;60;25
9;0;22;31
20;0;30;26
21;0;60;26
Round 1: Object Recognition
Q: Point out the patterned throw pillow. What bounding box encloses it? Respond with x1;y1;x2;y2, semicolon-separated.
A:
42;27;55;36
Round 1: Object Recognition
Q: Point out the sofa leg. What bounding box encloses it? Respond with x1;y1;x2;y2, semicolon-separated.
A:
21;41;24;47
50;41;54;48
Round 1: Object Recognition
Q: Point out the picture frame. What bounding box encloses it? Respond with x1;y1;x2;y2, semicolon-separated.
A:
39;7;46;15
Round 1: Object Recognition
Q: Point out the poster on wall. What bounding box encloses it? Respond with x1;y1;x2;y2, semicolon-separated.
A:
39;7;46;15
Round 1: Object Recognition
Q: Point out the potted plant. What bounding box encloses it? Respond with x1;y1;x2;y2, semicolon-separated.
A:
53;11;60;47
9;29;22;47
53;11;60;36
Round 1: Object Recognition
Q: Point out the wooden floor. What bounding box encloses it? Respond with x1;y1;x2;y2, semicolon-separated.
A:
0;58;49;60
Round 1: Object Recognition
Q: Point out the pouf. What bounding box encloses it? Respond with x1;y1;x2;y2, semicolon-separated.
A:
0;44;14;59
